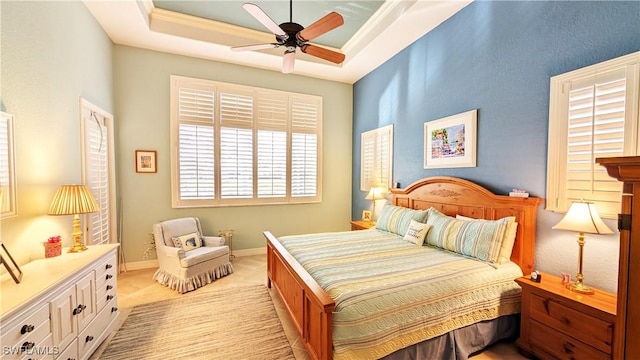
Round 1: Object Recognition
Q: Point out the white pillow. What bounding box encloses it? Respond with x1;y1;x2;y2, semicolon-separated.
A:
172;232;202;251
456;214;518;264
403;220;431;245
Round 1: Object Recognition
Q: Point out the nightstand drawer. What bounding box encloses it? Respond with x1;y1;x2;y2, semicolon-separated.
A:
530;293;613;354
530;320;610;360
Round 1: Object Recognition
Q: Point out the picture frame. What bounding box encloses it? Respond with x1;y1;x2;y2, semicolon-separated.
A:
424;109;477;169
135;150;157;173
0;243;22;284
362;210;372;222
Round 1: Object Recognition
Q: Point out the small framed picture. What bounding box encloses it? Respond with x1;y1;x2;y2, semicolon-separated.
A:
135;150;157;173
362;210;372;222
0;243;22;284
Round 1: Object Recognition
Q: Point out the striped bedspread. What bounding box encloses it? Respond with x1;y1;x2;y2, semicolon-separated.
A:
278;229;524;360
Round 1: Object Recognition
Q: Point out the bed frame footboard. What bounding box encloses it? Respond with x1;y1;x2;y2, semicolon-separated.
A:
264;230;335;360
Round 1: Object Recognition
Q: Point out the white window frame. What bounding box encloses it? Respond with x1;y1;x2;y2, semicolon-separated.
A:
170;75;323;208
360;124;393;191
80;98;117;245
547;51;640;218
0;112;17;218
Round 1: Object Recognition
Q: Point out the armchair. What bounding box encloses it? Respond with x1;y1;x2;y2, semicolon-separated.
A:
152;217;233;293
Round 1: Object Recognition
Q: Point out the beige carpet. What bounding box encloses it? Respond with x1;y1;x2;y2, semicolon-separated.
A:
99;285;295;360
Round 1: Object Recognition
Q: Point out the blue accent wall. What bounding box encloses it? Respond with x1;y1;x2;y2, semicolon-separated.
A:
352;1;640;291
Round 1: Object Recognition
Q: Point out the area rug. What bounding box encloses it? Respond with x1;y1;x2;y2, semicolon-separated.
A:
99;285;296;360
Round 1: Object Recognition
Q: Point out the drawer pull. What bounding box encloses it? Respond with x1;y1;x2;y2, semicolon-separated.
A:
20;324;35;334
21;341;35;352
107;295;114;301
105;264;113;269
106;285;113;290
543;298;550;314
563;341;576;354
111;306;118;313
106;274;113;280
68;358;76;360
86;335;94;343
561;316;571;326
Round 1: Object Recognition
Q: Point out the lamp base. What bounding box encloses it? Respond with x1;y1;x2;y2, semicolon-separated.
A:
569;282;595;295
68;242;88;253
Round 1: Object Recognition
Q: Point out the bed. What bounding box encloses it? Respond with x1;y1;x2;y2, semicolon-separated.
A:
264;176;541;360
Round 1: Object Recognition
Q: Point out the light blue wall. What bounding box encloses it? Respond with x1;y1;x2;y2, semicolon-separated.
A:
352;1;640;293
0;1;113;265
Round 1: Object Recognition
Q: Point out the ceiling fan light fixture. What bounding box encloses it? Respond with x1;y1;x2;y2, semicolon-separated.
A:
282;50;296;74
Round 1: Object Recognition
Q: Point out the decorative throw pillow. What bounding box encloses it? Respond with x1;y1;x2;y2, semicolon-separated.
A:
375;204;429;236
403;220;431;245
426;208;509;264
171;232;202;251
456;214;518;264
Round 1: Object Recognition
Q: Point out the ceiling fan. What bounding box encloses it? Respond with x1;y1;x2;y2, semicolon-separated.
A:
231;1;346;74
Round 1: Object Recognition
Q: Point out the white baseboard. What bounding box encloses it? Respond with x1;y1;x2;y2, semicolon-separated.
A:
122;247;267;271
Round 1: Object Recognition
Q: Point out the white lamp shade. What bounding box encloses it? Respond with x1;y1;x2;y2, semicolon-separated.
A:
552;201;613;235
365;186;387;201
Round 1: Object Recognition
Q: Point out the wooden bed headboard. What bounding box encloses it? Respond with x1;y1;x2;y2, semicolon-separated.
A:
390;176;542;274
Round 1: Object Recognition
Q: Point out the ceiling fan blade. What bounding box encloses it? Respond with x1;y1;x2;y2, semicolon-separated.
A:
297;12;344;42
231;43;279;52
243;3;287;39
282;50;296;74
300;44;345;64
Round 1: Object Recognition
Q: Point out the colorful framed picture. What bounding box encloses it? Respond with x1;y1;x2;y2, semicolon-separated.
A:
362;210;372;222
135;150;157;173
0;243;22;284
424;109;477;169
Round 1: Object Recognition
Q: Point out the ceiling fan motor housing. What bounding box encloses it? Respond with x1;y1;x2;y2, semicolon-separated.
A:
278;22;305;49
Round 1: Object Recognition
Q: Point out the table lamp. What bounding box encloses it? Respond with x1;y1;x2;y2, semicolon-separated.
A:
48;185;99;253
365;186;387;223
552;201;613;294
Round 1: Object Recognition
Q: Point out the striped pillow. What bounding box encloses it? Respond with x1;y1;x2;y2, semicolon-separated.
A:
375;204;429;236
426;208;509;264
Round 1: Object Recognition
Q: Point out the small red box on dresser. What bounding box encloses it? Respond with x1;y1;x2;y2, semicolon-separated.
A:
44;235;62;257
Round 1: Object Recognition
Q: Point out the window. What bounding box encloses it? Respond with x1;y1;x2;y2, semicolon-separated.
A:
0;112;16;218
81;98;116;245
547;51;640;218
170;76;322;207
360;125;393;191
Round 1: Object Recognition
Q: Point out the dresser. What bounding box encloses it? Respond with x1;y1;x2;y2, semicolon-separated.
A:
515;273;616;359
0;244;119;360
596;156;640;360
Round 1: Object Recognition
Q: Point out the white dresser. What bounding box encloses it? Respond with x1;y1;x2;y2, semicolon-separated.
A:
0;244;119;360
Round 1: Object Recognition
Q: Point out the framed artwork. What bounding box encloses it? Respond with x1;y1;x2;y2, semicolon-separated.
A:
135;150;157;173
362;210;372;222
424;109;477;169
0;243;22;284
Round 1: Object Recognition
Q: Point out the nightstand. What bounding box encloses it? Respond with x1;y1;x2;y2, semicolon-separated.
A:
515;272;616;359
350;220;374;230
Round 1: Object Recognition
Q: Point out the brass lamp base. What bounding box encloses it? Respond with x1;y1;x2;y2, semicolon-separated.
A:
67;214;88;253
569;282;595;295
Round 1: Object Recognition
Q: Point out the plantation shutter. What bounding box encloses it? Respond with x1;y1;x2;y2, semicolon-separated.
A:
80;99;115;246
170;75;322;207
290;96;320;198
85;112;110;245
256;93;288;198
547;52;640;219
360;125;393;191
178;83;216;200
0;112;15;217
219;89;254;199
565;72;626;216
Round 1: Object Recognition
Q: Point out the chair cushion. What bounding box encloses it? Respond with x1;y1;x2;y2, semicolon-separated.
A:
180;246;229;268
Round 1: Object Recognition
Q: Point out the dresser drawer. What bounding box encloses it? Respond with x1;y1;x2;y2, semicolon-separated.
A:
1;304;51;358
95;278;117;312
94;256;116;290
77;296;119;359
55;339;77;360
530;293;613;354
530;320;610;360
